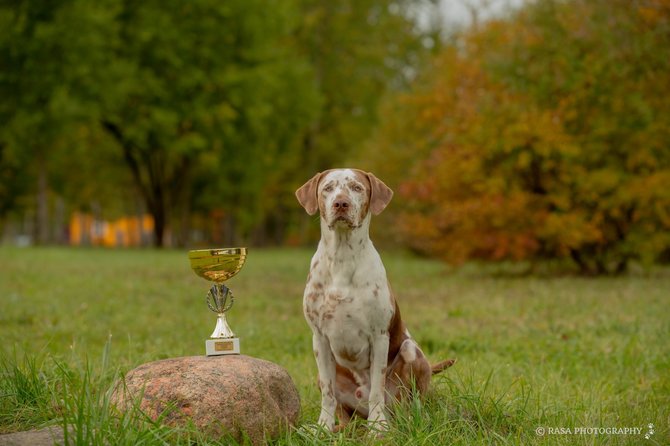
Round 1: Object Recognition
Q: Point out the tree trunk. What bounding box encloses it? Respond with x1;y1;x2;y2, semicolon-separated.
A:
223;214;237;246
150;200;166;248
35;163;49;245
570;249;596;276
176;200;190;248
54;196;66;244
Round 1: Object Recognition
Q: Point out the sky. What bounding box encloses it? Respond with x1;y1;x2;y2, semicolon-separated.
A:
434;0;524;29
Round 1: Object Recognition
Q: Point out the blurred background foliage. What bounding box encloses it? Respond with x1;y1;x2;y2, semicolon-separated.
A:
362;0;670;274
1;0;669;274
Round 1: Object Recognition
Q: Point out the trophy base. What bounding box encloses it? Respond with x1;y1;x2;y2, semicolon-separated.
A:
205;338;240;356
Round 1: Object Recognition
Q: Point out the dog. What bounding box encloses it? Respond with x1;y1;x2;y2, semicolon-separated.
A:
296;168;454;432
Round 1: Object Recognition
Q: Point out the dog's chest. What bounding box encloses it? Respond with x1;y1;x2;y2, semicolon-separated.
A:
304;247;393;369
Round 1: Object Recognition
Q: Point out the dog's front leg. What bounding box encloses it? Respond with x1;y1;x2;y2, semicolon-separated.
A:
368;333;390;430
313;334;337;431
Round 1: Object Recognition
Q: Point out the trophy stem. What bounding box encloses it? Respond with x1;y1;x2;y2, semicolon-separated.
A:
211;312;236;339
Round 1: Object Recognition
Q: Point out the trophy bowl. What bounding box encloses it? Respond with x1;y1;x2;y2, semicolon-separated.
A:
188;248;247;283
188;248;247;356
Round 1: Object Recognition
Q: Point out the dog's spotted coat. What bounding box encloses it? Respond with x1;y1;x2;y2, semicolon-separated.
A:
296;168;454;431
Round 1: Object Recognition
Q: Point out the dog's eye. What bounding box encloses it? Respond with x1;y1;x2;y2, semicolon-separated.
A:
351;184;363;193
323;184;334;193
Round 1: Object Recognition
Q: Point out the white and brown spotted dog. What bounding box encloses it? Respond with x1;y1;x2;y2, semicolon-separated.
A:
296;168;454;432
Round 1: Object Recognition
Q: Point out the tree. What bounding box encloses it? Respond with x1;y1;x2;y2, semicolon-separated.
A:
0;0;121;243
364;0;670;274
0;0;453;247
293;0;440;171
101;0;319;246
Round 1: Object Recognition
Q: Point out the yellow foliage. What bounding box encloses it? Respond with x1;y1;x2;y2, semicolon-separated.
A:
364;0;670;273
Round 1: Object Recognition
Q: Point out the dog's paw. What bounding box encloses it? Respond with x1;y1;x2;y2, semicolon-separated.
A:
366;410;389;437
317;413;336;432
366;419;390;439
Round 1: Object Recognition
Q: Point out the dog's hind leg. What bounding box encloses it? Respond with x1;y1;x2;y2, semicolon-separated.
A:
333;405;354;432
386;339;433;401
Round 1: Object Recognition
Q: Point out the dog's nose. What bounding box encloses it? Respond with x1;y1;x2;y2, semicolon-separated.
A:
333;198;351;211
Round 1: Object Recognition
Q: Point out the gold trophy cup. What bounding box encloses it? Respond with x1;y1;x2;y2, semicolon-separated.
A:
188;248;247;356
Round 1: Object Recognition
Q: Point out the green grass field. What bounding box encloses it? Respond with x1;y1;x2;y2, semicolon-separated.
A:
0;247;668;445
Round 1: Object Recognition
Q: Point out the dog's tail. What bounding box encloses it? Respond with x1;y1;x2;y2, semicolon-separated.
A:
431;358;456;375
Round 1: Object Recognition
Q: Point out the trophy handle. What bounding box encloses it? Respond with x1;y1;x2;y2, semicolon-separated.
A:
207;284;234;313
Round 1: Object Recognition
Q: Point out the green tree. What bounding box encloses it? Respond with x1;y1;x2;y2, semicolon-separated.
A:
294;0;439;171
101;0;319;246
1;0;445;247
0;0;121;243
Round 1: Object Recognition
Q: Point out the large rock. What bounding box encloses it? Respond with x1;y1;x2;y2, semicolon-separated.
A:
0;427;66;446
112;355;300;445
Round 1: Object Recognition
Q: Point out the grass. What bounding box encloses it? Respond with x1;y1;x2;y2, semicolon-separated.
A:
0;246;668;445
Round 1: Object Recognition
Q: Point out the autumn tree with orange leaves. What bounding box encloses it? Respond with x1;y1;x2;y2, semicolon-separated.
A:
365;0;670;274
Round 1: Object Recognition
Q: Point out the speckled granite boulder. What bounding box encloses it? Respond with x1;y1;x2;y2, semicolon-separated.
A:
111;355;300;445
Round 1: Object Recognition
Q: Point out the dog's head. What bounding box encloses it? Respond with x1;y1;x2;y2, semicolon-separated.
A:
296;169;393;230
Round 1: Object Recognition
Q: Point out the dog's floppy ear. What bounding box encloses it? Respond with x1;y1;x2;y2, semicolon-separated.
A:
367;172;393;215
296;172;323;215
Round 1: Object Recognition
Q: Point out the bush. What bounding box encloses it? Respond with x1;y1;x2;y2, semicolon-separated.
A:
366;0;670;274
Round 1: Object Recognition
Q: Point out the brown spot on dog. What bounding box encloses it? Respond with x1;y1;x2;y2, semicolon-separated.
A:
352;169;372;219
338;348;359;364
327;291;342;300
305;308;320;325
386;295;408;364
314;282;324;290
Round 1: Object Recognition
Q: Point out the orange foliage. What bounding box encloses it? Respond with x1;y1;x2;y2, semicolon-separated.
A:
366;0;670;274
